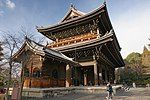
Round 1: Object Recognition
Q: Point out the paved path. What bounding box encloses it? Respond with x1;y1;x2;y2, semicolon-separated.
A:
114;87;150;100
24;87;150;100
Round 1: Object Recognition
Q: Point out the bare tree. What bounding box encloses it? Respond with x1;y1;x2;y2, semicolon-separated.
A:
1;29;31;99
1;27;47;99
2;31;22;100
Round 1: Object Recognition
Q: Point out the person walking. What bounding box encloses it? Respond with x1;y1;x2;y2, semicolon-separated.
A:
106;82;113;100
132;82;136;88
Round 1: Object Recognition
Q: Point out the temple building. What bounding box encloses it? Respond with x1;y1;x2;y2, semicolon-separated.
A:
13;3;124;88
142;44;150;75
12;38;80;88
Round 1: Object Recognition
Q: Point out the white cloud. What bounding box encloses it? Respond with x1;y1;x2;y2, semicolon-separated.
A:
6;0;15;9
0;10;4;16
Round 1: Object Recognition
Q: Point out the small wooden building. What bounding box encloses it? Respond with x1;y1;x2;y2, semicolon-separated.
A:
12;38;80;88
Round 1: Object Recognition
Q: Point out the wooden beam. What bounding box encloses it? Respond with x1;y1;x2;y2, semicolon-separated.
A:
99;51;115;67
104;44;120;66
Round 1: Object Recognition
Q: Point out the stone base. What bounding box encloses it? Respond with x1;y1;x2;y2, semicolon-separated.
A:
22;87;74;98
11;85;122;98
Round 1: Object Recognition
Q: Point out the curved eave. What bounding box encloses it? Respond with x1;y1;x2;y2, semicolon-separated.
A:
12;38;80;66
103;6;122;51
37;4;106;32
12;40;27;62
103;35;124;67
12;40;45;63
110;41;125;67
44;50;80;67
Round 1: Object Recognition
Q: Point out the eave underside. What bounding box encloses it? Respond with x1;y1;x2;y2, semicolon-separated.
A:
52;34;124;67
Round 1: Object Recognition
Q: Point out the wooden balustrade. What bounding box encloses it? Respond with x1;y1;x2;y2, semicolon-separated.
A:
49;33;98;48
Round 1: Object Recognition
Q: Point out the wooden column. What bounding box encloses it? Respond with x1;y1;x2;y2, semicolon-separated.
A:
112;68;115;83
66;64;71;87
84;73;87;86
98;66;102;85
105;69;108;83
94;60;98;85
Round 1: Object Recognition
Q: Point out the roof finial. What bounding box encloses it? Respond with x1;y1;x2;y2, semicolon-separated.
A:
70;3;73;8
25;35;27;40
103;0;106;5
70;3;76;9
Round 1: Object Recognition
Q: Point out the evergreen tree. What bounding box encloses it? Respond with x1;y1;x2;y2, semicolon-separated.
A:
120;52;143;85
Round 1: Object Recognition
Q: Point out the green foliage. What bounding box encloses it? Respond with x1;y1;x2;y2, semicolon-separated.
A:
120;52;147;85
125;52;141;64
0;75;4;87
119;68;139;85
0;81;4;87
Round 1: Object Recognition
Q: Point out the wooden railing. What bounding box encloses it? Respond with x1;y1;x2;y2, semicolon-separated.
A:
48;33;98;48
24;77;65;88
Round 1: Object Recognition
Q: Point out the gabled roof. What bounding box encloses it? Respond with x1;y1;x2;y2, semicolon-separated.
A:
12;37;80;66
60;5;85;23
37;3;106;32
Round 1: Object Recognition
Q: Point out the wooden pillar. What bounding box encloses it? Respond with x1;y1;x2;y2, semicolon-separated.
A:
94;60;98;85
105;69;108;83
98;67;102;85
93;55;98;85
112;68;115;83
84;73;87;86
107;70;110;82
66;64;71;87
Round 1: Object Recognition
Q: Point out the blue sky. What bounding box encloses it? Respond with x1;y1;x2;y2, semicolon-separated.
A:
0;0;150;58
